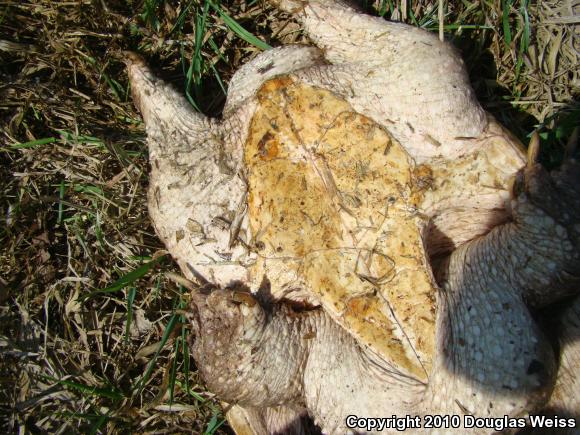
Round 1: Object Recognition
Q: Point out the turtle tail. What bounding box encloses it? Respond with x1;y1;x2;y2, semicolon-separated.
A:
124;52;212;159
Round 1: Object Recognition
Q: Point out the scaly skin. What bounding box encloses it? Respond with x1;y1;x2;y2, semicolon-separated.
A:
425;161;580;418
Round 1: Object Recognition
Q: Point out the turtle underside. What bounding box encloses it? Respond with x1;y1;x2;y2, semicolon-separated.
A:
245;77;437;381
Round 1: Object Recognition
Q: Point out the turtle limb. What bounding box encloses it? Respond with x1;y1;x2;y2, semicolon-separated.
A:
508;158;580;306
424;158;580;417
126;53;252;287
188;289;308;408
188;289;424;433
271;0;487;158
189;287;326;434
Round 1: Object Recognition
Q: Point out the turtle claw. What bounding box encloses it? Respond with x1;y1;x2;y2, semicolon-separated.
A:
511;131;580;234
165;272;197;291
527;131;541;168
513;157;580;231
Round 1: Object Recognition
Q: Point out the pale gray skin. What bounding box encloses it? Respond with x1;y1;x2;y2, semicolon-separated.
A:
126;0;580;433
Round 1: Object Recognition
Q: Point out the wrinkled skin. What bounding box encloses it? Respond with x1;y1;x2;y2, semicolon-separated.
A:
125;0;580;433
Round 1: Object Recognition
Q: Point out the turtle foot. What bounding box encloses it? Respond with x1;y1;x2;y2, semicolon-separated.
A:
188;288;308;408
509;141;580;306
188;288;322;433
511;153;580;237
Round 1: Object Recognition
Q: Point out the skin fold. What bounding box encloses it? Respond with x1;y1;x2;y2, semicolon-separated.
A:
125;0;580;432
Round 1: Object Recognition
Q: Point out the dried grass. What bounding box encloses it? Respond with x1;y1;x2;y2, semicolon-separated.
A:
0;0;577;433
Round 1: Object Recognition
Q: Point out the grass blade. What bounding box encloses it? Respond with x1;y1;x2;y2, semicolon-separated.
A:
125;287;137;343
57;180;65;224
10;137;56;149
133;313;179;396
520;0;531;51
502;0;513;45
89;414;109;435
183;2;210;109
426;24;492;31
204;414;226;435
181;309;191;397
169;337;180;404
141;0;162;31
81;254;166;301
42;375;123;401
209;2;271;51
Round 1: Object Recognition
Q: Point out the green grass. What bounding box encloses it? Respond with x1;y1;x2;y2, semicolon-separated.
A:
0;0;576;433
6;136;57;150
82;254;167;301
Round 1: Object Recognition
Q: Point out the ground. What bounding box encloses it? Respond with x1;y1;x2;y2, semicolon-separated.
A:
0;0;578;433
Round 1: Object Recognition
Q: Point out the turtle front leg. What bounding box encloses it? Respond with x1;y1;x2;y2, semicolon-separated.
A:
223;45;324;116
424;154;580;417
271;0;487;159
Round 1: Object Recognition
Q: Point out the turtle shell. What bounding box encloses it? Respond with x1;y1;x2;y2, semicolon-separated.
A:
244;76;437;380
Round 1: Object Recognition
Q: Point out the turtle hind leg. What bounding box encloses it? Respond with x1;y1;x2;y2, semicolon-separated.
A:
188;289;308;407
188;287;327;432
423;156;580;418
508;156;580;307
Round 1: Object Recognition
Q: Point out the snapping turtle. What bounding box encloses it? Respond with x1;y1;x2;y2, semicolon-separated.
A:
126;0;580;433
